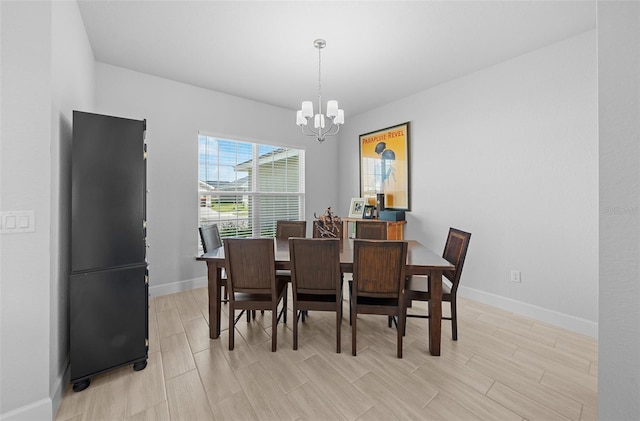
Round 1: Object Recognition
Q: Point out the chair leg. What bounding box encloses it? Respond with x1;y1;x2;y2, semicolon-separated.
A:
348;280;353;325
402;296;408;336
293;306;299;350
271;305;278;352
351;303;357;356
283;286;288;324
336;302;342;353
451;300;458;341
229;305;235;350
397;314;403;359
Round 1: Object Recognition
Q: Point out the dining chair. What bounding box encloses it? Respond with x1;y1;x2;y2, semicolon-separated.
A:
199;224;223;252
289;237;343;352
310;220;344;322
223;238;288;352
403;227;471;340
351;239;408;358
275;220;307;281
351;221;387;324
276;220;307;239
199;224;228;302
355;222;387;240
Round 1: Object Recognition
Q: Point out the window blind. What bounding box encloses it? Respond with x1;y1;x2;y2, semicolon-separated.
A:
198;135;305;242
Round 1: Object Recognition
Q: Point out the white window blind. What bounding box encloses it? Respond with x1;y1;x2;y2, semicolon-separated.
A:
198;135;305;240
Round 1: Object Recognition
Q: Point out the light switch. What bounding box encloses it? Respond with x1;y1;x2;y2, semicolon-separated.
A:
1;211;35;234
5;216;17;229
18;215;29;228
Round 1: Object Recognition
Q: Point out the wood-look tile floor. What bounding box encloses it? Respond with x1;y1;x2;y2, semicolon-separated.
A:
55;286;597;421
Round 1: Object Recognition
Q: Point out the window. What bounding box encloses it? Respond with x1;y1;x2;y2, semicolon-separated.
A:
198;134;305;240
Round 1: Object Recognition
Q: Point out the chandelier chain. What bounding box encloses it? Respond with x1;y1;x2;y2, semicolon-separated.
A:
317;44;322;116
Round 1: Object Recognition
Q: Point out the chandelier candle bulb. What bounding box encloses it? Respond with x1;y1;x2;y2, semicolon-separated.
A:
335;109;344;124
326;100;338;117
301;101;313;118
296;110;307;125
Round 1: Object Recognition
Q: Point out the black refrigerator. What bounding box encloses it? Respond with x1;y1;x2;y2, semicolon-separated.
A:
70;111;148;392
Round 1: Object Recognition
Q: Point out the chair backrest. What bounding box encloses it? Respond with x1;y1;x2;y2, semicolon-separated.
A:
353;239;408;298
312;220;342;239
223;238;276;294
289;237;341;295
442;228;472;293
199;224;222;253
355;222;387;240
276;220;306;239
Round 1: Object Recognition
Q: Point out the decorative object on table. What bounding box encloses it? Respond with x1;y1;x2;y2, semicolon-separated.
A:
348;197;366;218
378;210;406;221
363;205;375;219
359;122;411;211
313;207;342;238
296;39;345;143
376;193;385;214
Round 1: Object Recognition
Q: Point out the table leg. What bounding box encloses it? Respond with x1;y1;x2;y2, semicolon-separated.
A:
207;263;222;339
428;269;442;356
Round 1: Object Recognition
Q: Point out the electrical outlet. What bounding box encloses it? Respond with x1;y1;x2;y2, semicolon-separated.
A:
510;270;521;283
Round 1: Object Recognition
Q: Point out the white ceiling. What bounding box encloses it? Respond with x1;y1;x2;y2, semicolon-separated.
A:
77;1;596;117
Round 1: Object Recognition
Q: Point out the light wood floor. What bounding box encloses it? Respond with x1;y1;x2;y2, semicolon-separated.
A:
55;286;597;421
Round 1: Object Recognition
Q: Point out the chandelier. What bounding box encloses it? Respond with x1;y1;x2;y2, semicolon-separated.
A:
296;39;344;142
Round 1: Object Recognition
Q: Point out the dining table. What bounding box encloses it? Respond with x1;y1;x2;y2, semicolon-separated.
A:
196;238;454;356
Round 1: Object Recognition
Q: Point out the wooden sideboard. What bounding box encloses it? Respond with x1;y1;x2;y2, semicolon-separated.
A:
341;217;406;240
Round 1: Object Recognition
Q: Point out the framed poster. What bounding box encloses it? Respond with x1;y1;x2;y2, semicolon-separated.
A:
359;122;410;211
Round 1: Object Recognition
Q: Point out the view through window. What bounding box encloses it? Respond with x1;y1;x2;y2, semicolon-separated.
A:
198;134;305;240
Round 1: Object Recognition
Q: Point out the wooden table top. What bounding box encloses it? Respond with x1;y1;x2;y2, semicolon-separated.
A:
197;238;453;275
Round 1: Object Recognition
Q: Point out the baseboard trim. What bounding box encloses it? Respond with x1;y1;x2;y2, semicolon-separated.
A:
0;398;52;421
1;358;70;421
459;286;598;339
51;357;70;419
148;277;598;338
149;276;207;297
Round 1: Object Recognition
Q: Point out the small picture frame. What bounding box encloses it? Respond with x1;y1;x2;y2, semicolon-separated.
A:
348;197;366;218
363;205;375;219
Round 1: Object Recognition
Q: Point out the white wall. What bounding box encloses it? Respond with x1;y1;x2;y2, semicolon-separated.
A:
597;1;640;419
0;1;94;419
93;64;338;295
338;31;598;336
1;2;54;419
50;0;95;416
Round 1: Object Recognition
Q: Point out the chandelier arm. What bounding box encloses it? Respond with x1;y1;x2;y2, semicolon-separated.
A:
322;122;340;137
300;124;320;137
